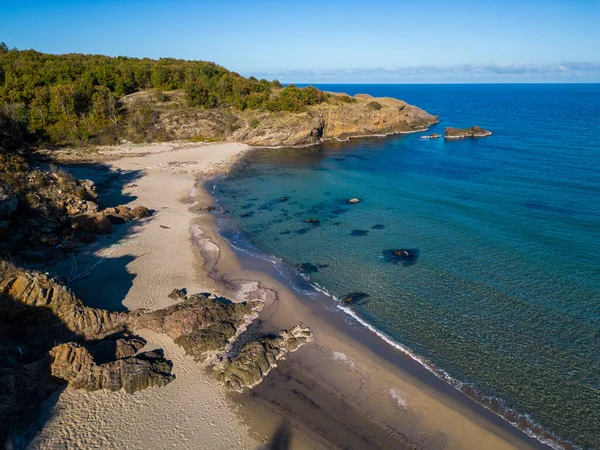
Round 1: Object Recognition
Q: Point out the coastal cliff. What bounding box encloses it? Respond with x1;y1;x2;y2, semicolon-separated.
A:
121;89;438;148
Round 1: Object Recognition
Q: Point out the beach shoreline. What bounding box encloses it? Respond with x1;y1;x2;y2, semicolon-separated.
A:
31;141;548;449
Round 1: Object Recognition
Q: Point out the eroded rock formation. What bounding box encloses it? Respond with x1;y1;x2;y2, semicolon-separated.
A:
217;325;313;392
0;262;312;446
120;89;438;147
129;294;263;362
50;342;174;393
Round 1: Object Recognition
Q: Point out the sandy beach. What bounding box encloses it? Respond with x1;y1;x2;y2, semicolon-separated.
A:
30;142;546;449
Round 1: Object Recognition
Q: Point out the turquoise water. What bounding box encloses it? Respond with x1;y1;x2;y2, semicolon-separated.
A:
213;84;600;449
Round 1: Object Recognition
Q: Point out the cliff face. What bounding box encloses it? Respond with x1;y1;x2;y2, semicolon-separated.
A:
121;90;438;147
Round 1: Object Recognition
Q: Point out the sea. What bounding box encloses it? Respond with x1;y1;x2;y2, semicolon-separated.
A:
212;84;600;449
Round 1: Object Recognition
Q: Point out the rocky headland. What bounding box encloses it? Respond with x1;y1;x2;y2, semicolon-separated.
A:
444;125;492;139
119;90;438;148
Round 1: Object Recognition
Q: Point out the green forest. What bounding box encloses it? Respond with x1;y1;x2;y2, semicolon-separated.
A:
0;43;327;151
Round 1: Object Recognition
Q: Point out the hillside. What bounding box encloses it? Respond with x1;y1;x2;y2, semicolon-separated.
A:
0;44;437;152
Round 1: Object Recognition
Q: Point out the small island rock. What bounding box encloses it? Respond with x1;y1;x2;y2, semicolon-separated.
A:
444;126;492;140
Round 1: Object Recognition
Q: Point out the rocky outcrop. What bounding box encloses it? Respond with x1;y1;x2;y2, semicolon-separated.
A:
50;342;174;393
0;262;312;446
216;325;312;392
70;212;113;234
121;89;438;148
0;262;128;339
444;126;492;139
232;112;325;147
129;294;262;362
382;248;419;266
101;205;151;225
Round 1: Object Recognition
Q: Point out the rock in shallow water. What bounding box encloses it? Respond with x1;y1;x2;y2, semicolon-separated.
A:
382;248;420;266
341;292;370;304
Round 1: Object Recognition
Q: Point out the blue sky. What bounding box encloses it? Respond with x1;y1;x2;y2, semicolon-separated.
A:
1;0;599;82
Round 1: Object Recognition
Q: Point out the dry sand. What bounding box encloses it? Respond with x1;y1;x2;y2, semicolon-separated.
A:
31;141;545;450
30;142;259;450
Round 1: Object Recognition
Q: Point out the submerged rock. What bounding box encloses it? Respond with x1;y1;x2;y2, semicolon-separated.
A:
304;218;319;224
382;248;419;265
295;263;320;274
371;224;386;229
217;325;312;392
350;229;369;237
444;126;492;140
341;292;370;304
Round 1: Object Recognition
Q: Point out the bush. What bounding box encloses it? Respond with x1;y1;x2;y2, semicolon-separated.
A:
339;95;356;103
368;101;382;110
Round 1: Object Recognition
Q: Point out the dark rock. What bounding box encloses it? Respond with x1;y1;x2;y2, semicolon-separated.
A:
371;224;385;229
305;218;319;224
240;212;254;218
295;263;320;274
350;229;369;237
340;292;370;304
382;248;419;265
200;205;216;212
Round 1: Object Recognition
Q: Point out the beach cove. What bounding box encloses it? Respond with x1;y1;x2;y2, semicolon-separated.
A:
29;141;546;450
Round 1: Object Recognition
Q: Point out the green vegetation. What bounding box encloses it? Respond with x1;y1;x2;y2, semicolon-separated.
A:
367;101;382;110
338;95;357;103
0;43;327;150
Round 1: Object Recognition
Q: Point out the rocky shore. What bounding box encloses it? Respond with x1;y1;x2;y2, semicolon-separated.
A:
0;258;311;446
120;90;439;147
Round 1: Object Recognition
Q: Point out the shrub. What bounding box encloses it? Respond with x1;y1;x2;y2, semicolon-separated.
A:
368;101;382;110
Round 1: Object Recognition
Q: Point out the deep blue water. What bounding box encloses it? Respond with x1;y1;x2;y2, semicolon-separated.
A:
214;84;600;449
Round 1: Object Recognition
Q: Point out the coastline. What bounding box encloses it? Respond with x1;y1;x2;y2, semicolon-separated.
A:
31;141;546;449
